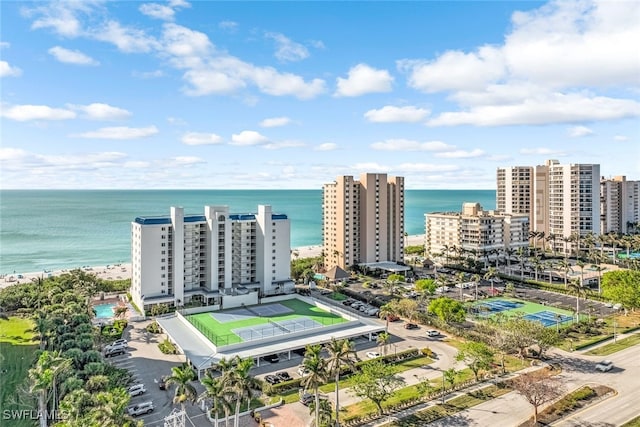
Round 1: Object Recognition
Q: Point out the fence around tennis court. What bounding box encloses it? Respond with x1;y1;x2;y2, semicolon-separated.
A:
186;315;347;347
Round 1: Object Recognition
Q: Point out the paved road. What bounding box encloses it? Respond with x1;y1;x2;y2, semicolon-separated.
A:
423;337;640;426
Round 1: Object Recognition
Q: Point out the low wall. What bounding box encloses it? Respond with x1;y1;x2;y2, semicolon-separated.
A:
222;292;258;309
182;305;221;315
260;294;298;304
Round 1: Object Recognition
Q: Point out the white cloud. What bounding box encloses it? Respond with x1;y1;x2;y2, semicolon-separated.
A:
263;140;305;150
1;104;75;121
123;161;151;168
350;162;389;172
161;23;212;58
370;139;454;152
230;130;269;146
181;132;223;145
0;61;22;77
396;163;460;172
23;2;88;37
520;147;567;156
427;93;640;127
399;46;505;93
266;32;309;62
218;21;238;32
48;46;99;65
139;3;175;21
74;126;159;139
68;103;132;120
0;147;29;161
0;42;10;49
401;0;640;127
172;156;205;165
567;125;594;138
259;117;291;128
314;143;337;151
168;0;191;8
93;21;159;53
167;117;188;126
132;70;164;79
364;106;430;123
335;64;393;97
614;135;628;141
434;149;485;159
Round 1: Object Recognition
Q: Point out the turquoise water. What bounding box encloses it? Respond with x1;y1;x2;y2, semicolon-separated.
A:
0;189;495;273
94;303;116;318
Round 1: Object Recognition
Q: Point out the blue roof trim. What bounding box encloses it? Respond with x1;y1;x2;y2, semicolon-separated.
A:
134;217;172;225
272;214;288;220
184;215;206;223
229;214;256;220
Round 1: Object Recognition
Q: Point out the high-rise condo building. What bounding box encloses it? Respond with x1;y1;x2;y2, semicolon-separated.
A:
322;173;404;270
425;203;529;264
497;159;600;255
131;205;293;314
601;176;640;234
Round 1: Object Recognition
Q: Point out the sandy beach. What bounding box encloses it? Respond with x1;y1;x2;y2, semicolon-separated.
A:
1;234;426;288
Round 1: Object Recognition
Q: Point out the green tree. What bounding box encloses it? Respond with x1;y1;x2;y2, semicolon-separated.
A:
301;345;328;427
350;360;405;415
483;267;499;295
568;278;590;321
455;341;494;382
427;297;466;323
602;270;640;313
325;338;357;427
378;302;398;331
376;332;391;356
227;357;260;426
414;278;436;295
165;363;197;412
443;368;458;391
86;388;137;427
308;398;333;427
198;372;232;427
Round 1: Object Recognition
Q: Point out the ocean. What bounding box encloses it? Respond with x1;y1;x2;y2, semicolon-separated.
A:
0;189;495;273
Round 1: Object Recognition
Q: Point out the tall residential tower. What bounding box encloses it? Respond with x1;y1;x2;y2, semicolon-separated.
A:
322;173;404;270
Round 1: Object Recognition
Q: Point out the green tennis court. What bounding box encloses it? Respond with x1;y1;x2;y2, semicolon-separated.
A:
185;298;348;347
474;297;577;327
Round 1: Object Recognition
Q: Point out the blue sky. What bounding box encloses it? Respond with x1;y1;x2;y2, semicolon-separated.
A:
1;0;638;189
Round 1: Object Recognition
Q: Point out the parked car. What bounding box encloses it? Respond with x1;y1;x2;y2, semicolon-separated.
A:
299;392;328;406
276;371;292;382
264;375;281;385
595;360;614;372
111;339;128;347
426;330;441;338
297;367;311;377
128;384;146;397
104;346;126;358
262;354;280;363
127;401;154;416
404;323;419;330
158;376;168;390
381;314;399;322
366;308;380;316
366;351;381;359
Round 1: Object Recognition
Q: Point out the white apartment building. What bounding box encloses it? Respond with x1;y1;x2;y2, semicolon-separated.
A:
322;173;404;270
601;176;640;234
425;203;529;264
497;159;600;255
131;205;293;314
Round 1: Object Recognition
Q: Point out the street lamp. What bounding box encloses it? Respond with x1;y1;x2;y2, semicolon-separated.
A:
442;371;446;405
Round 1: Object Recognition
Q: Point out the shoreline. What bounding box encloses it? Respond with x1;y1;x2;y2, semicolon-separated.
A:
1;234;426;288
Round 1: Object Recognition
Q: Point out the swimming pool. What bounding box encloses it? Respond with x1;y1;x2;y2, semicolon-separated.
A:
94;303;116;318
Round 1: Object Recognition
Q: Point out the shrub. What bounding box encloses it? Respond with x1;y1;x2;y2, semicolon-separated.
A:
421;347;436;358
146;321;162;334
158;339;177;354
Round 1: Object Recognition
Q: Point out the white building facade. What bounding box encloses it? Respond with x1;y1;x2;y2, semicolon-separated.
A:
425;203;529;264
601;176;640;234
131;205;293;314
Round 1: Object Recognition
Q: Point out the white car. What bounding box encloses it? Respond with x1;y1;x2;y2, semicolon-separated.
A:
595;360;613;372
127;401;154;416
366;351;381;359
297;367;311;377
128;384;146;397
111;339;128;347
426;330;441;338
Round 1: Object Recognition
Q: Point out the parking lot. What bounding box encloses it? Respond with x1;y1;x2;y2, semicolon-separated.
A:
106;320;213;427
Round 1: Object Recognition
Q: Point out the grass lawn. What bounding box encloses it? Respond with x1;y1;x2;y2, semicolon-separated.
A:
0;317;39;427
623;416;640;427
186;298;348;346
585;333;640;356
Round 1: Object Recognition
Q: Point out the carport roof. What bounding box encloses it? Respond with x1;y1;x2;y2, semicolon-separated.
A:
359;261;411;272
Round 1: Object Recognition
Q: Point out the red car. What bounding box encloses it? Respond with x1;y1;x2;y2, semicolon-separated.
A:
404;323;419;330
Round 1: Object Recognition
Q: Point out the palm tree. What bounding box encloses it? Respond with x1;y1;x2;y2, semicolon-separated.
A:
483;267;498;296
199;371;232;427
88;388;136;427
377;332;391;356
591;264;606;294
531;256;542;282
516;247;526;280
558;259;572;289
227;357;260;427
379;303;397;332
568;278;590;322
301;345;328;427
472;274;481;300
547;233;558;257
575;260;586;287
166;363;197;412
325;338;357;426
308;398;333;427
